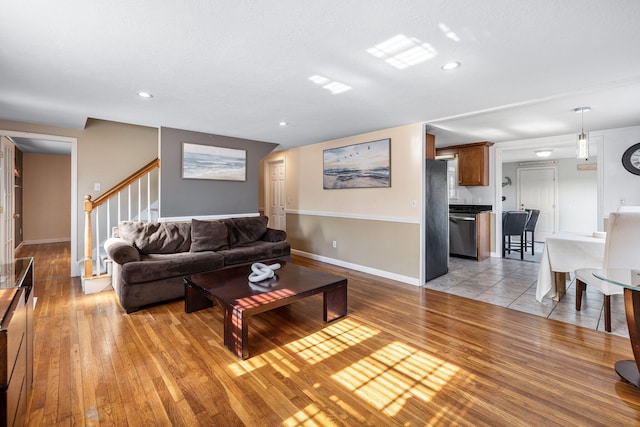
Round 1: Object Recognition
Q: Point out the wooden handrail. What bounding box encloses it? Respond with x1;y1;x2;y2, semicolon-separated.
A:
85;158;160;211
83;158;160;278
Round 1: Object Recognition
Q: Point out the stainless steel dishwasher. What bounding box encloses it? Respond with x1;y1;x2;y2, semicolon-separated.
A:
449;212;478;258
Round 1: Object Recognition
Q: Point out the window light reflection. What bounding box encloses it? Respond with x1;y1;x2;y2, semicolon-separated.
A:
331;341;460;416
367;34;438;69
283;403;330;426
285;318;379;364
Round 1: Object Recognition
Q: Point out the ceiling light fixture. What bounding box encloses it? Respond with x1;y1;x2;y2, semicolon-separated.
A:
441;61;461;70
137;91;153;98
535;149;553;157
279;122;288;127
574;106;591;159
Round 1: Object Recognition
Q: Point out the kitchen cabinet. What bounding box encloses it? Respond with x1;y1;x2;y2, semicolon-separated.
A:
436;141;493;186
0;258;34;427
425;132;435;159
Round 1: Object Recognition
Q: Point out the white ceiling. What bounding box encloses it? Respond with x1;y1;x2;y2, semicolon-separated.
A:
2;1;640;159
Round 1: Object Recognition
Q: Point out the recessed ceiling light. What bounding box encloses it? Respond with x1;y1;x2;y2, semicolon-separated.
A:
535;149;553;157
279;122;288;127
441;61;461;70
137;91;153;98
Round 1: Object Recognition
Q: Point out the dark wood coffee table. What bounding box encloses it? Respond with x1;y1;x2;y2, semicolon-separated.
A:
184;261;348;359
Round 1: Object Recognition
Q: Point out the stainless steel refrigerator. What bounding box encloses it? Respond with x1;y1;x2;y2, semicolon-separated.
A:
425;159;449;281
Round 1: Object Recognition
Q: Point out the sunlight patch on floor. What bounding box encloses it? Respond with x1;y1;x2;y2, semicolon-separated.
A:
285;318;379;364
331;341;460;416
282;403;329;427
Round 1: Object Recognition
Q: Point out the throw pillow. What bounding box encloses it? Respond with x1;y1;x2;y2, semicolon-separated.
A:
190;219;229;252
222;216;268;246
118;221;191;254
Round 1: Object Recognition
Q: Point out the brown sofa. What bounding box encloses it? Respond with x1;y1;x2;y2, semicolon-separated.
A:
104;216;290;313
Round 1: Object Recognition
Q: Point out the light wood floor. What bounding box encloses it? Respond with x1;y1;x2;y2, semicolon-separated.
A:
18;243;640;426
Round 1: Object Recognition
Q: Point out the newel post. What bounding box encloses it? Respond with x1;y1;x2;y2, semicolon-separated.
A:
84;195;94;278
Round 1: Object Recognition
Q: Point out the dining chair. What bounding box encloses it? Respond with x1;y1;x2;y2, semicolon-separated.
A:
523;209;540;255
502;210;529;260
575;212;640;332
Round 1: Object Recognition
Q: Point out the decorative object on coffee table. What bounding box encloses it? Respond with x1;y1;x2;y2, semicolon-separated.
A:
248;262;281;282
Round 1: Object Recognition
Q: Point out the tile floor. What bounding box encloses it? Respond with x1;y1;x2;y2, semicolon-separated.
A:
425;242;629;338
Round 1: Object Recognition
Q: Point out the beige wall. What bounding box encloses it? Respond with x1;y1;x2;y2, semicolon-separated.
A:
263;123;424;282
23;153;71;242
0;118;158;274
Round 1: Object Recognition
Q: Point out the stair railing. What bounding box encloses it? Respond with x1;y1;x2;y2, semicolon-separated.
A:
83;158;160;278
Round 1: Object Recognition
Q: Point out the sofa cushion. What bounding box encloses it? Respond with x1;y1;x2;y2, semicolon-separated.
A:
218;240;291;266
190;219;229;252
118;221;191;254
222;216;268;246
120;251;224;284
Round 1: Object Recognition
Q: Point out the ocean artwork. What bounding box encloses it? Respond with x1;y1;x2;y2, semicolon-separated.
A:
323;138;390;189
182;143;246;181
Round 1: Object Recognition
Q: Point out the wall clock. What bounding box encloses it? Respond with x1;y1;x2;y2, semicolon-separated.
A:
622;142;640;176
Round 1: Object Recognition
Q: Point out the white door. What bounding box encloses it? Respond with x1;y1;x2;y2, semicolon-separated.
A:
268;160;286;230
0;137;15;282
517;167;557;242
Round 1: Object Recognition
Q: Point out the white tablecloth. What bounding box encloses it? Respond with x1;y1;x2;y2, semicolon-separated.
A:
535;233;606;302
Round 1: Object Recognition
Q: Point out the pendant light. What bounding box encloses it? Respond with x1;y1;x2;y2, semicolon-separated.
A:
574;106;591;159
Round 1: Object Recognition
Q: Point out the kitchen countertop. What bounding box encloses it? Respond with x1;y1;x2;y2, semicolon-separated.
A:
449;204;493;214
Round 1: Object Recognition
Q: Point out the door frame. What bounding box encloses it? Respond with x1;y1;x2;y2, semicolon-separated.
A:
494;134;605;256
0;130;78;275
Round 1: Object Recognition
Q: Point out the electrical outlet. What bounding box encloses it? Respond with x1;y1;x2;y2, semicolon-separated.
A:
332;240;337;248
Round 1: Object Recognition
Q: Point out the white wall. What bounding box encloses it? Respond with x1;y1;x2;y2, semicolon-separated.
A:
501;162;517;210
557;157;598;232
595;125;640;222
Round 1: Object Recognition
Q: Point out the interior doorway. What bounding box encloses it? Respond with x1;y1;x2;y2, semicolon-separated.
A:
266;159;286;231
0;130;77;275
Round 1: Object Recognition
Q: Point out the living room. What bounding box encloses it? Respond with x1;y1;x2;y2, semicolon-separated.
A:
3;1;640;425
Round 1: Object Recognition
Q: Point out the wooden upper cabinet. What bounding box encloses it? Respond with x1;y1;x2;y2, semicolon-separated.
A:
425;133;435;159
435;141;493;186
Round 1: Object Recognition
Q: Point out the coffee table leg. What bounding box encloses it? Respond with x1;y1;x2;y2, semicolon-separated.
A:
324;282;347;322
185;282;214;313
224;307;248;360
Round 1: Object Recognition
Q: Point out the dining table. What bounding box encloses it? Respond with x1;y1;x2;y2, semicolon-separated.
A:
535;232;606;302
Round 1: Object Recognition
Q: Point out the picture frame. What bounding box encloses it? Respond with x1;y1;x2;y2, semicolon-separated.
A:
182;142;246;181
323;138;391;189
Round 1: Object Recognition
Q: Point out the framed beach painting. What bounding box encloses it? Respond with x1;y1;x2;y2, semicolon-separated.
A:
182;142;246;181
323;138;391;189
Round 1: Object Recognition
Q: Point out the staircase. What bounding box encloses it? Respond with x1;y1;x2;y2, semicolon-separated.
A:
81;158;160;293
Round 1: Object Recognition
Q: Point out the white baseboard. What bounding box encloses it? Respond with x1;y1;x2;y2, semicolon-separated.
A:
23;237;71;245
292;249;421;286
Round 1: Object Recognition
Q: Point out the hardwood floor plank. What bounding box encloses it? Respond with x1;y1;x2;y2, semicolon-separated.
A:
17;244;640;426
